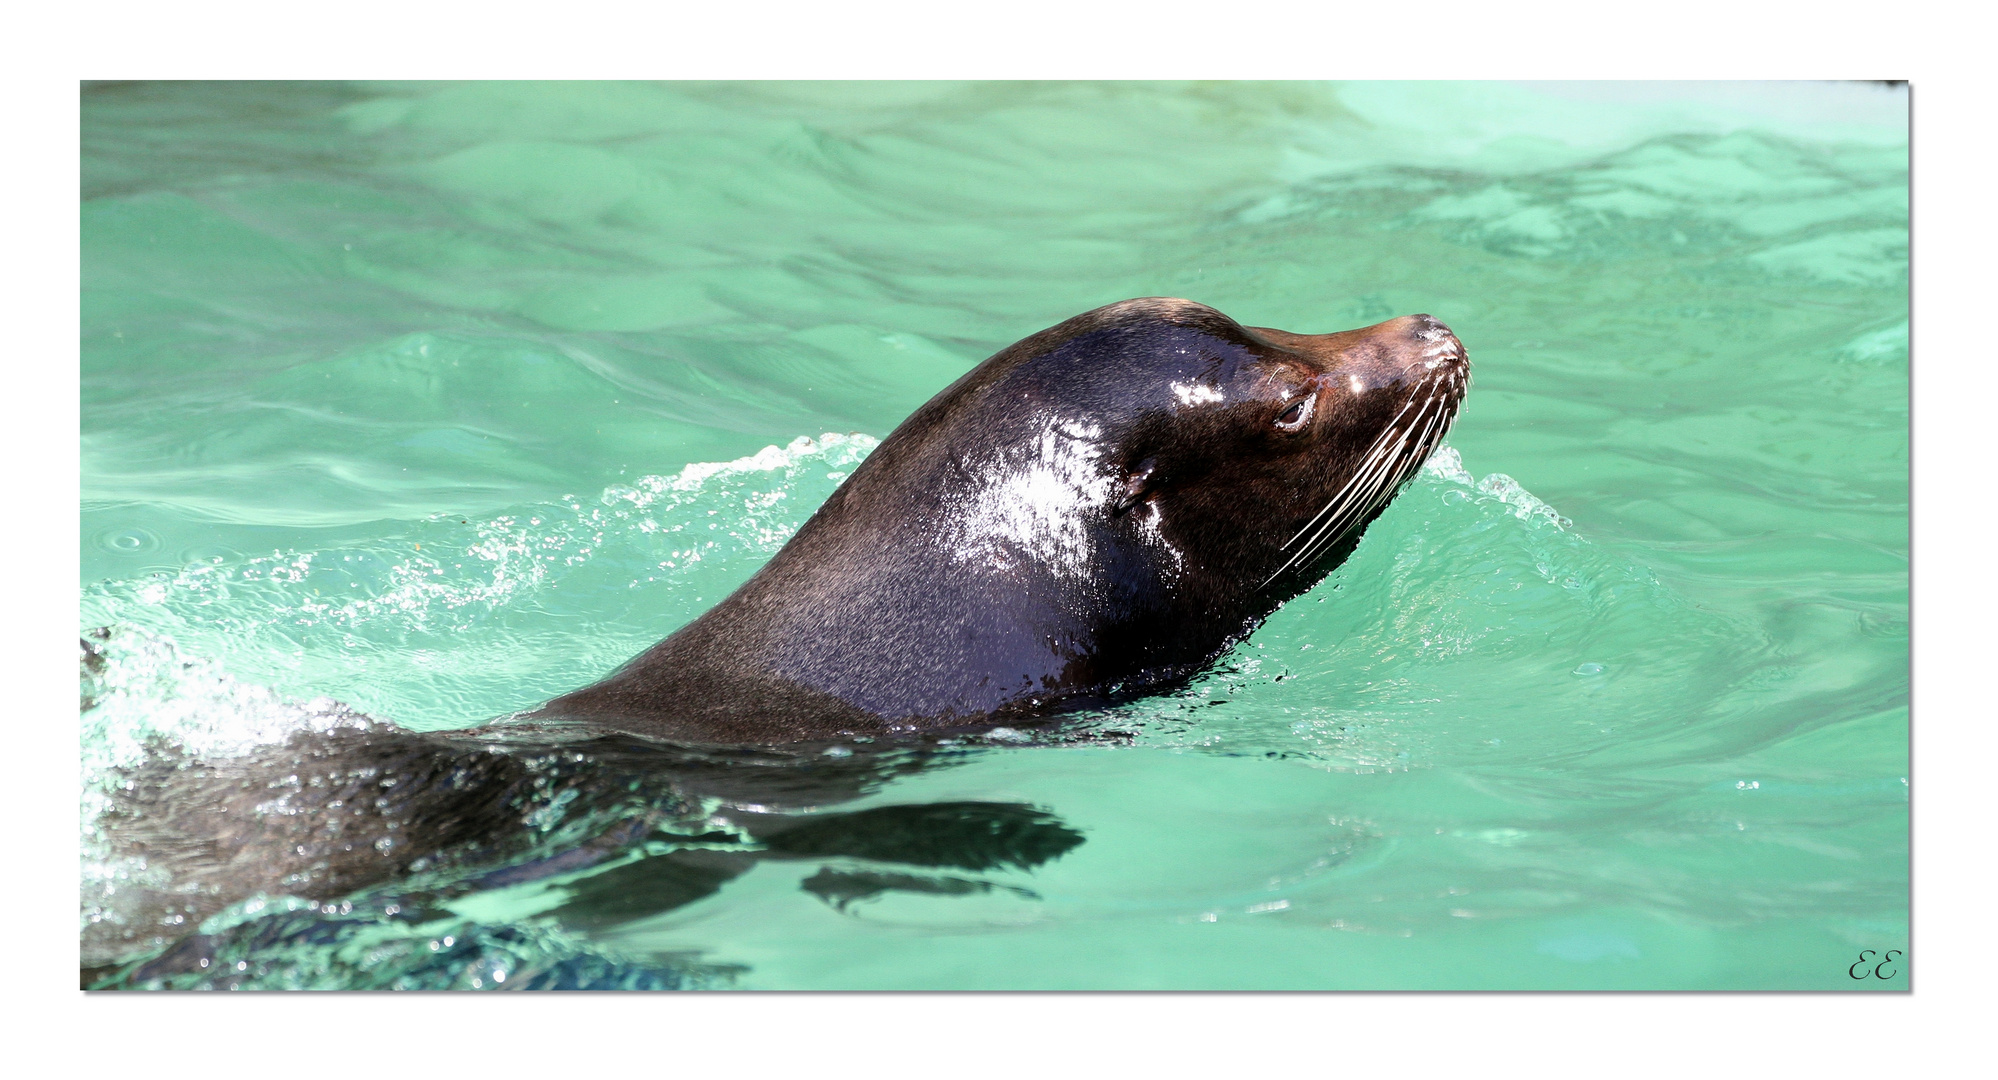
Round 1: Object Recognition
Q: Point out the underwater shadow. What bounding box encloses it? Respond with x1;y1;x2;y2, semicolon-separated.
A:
85;663;1093;988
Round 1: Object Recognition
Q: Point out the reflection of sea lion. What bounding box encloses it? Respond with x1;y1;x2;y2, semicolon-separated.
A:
542;297;1468;743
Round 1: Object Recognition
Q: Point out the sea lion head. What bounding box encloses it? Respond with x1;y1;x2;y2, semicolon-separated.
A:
902;296;1469;608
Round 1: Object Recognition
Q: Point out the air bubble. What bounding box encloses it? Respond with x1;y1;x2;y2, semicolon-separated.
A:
96;528;160;554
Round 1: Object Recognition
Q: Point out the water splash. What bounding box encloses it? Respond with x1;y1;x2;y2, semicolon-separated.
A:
81;434;878;728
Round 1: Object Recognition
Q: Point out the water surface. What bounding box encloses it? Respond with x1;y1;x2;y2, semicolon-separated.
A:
80;81;1908;990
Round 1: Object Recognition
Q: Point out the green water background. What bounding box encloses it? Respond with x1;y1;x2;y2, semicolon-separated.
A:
80;81;1908;989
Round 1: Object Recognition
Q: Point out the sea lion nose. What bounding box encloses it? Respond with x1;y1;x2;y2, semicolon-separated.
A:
1404;313;1462;351
1396;313;1467;373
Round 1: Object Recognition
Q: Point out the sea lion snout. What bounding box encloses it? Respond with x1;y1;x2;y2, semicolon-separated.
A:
1285;313;1468;399
1357;314;1467;396
1375;313;1468;373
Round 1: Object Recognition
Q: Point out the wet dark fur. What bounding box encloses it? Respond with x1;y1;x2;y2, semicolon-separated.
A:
541;298;1467;741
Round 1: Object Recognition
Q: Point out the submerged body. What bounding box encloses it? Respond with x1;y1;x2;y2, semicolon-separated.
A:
542;298;1467;742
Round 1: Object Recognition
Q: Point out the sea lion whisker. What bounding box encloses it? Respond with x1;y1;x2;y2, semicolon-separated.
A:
1279;379;1440;547
1279;445;1391;555
1263;397;1439;586
1303;386;1454;565
1393;393;1449;484
1290;368;1461;547
1332;399;1436;520
1423;399;1455;454
1280;413;1412;550
1299;429;1402;535
1407;395;1447;464
1294;454;1406;572
1279;381;1443;552
1425;379;1464;448
1288;428;1412;563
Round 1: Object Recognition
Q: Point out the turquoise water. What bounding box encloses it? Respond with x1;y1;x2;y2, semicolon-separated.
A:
80;81;1908;990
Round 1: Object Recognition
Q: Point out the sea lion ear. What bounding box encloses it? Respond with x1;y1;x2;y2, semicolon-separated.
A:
1112;458;1159;515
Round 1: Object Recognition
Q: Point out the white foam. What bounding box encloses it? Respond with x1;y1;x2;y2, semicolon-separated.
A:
80;629;370;788
1420;445;1571;530
1419;445;1477;486
615;433;879;503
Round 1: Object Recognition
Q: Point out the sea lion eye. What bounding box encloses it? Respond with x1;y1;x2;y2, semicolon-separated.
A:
1274;395;1313;431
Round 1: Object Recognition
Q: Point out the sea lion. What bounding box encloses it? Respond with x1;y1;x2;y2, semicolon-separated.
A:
539;297;1467;743
85;297;1468;984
